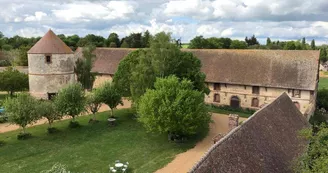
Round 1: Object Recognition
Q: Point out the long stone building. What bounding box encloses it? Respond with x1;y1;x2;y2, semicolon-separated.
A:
28;30;320;118
75;47;319;118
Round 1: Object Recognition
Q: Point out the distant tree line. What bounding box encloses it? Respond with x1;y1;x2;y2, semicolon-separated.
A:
188;34;327;62
1;30;328;66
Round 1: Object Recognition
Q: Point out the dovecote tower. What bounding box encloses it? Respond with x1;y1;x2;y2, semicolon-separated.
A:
27;29;75;99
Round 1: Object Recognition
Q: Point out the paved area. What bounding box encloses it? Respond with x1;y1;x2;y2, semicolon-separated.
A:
155;113;247;173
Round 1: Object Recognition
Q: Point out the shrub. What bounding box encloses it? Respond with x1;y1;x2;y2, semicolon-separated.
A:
47;127;59;134
38;100;62;131
17;132;32;140
69;121;81;128
138;76;211;138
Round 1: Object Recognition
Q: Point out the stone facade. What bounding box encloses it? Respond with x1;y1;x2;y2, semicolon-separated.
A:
205;82;316;116
92;74;113;88
28;54;75;99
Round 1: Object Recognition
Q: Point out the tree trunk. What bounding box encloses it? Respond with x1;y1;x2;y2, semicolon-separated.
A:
49;122;52;128
72;115;75;121
22;126;26;134
111;109;114;118
93;113;96;120
10;91;14;97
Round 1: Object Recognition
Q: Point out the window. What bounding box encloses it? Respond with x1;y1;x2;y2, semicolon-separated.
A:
292;90;301;98
252;86;260;94
47;93;57;100
214;83;220;90
45;55;52;63
213;94;220;103
251;98;259;107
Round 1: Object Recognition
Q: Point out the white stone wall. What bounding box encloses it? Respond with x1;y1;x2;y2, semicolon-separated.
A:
28;53;75;99
205;83;314;114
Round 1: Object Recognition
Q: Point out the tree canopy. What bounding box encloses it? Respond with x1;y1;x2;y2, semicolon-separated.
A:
0;66;28;96
114;32;209;106
54;83;86;121
138;76;211;137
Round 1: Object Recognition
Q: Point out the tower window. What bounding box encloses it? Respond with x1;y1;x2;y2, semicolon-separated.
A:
45;55;52;63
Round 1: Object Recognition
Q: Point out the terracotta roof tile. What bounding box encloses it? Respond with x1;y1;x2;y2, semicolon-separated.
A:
28;30;73;54
76;48;319;90
190;92;310;173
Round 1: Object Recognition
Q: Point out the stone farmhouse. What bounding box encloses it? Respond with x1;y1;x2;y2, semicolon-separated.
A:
190;92;309;173
27;30;320;118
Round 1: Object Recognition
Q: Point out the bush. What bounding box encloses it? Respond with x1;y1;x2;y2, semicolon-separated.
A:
0;113;8;123
47;127;59;134
210;104;256;114
0;60;11;67
69;121;81;128
0;140;5;147
17;132;32;140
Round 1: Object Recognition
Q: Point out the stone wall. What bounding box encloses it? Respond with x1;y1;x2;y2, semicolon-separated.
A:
92;74;113;88
28;53;75;99
205;82;314;114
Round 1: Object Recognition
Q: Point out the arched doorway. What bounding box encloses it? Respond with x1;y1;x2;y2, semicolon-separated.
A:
230;96;240;108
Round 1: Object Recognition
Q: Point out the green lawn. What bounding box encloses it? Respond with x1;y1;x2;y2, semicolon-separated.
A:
319;77;328;90
0;93;8;102
181;44;189;48
0;109;207;173
207;105;253;118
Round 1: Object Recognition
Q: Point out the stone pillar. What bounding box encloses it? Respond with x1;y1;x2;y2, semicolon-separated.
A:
228;114;239;132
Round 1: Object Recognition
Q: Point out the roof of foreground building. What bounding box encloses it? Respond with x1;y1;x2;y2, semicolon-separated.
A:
28;30;73;54
189;92;309;173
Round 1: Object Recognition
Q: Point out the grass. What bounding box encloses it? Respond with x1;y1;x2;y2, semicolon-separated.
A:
181;44;189;48
207;105;254;118
319;77;328;90
0;109;207;173
0;93;9;102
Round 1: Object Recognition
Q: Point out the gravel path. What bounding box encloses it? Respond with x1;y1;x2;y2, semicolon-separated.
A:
155;113;247;173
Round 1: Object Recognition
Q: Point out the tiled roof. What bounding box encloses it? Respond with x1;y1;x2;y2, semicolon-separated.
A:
189;92;309;173
76;48;319;90
28;30;73;54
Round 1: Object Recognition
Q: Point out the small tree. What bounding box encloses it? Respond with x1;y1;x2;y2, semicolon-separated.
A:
54;83;86;126
96;81;123;118
120;40;129;48
86;91;102;121
38;100;62;131
3;93;40;138
0;66;28;97
109;42;117;48
138;76;211;139
75;45;97;90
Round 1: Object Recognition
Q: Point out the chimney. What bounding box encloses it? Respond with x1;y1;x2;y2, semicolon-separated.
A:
228;114;239;132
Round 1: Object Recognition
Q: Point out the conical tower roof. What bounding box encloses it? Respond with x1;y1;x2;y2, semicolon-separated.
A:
28;29;73;54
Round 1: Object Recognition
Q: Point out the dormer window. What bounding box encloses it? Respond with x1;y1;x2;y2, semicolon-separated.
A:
45;55;52;63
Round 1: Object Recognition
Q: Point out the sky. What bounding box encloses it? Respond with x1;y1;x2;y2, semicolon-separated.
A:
1;0;328;44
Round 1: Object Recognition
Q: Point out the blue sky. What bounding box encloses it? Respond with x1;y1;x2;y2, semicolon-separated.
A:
1;0;328;44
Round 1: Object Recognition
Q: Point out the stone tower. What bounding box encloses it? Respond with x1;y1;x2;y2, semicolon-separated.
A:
27;29;75;99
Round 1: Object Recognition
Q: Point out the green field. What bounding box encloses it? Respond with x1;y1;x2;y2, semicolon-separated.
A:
319;77;328;90
181;44;189;48
0;109;206;173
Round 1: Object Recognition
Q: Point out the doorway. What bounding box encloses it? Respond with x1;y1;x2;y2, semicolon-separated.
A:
230;96;240;108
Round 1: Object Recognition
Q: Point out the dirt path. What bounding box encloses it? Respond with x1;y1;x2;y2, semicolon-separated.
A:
0;99;131;133
155;113;247;173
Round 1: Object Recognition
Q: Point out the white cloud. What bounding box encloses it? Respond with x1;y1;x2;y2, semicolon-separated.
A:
24;11;47;22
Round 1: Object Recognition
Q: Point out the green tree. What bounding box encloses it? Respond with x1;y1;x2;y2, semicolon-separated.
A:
295;124;328;173
113;49;143;96
86;91;102;121
16;46;30;66
106;33;120;47
77;34;105;47
245;35;259;46
317;89;328;110
284;41;296;50
109;42;117;48
96;81;123;117
320;48;327;63
0;67;28;96
74;45;97;90
311;39;316;50
38;100;62;129
3;93;40;135
54;83;86;122
142;30;152;48
188;36;208;49
138;76;211;138
230;40;247;49
120;40;129;48
266;37;272;46
123;33;142;48
115;32;208;106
